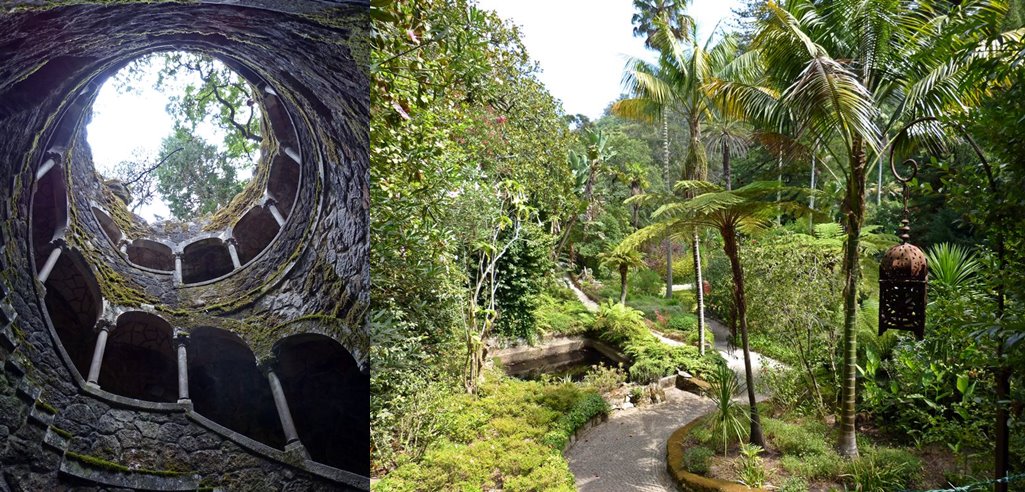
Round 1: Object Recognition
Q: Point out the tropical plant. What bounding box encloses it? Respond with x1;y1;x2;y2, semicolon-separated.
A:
622;179;814;445
926;242;982;293
734;0;1010;457
600;248;646;304
738;443;767;487
707;362;748;455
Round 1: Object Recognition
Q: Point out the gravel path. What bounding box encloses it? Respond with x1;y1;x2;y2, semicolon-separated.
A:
561;278;782;490
567;389;713;491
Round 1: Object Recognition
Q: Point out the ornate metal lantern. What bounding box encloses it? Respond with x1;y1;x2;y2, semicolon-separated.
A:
879;157;928;340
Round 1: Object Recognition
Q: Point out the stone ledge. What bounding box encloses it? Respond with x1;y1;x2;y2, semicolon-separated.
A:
666;414;764;492
59;453;200;491
562;412;609;454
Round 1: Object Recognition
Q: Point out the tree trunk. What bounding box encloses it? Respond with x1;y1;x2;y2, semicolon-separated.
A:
663;113;673;299
838;137;867;458
722;224;764;446
693;233;706;355
620;264;629;305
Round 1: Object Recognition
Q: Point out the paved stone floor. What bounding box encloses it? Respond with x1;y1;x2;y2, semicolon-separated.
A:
567;388;713;491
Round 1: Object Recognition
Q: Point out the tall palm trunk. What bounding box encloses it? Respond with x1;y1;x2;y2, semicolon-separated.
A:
619;264;629;305
722;224;764;446
693;233;706;355
688;117;707;351
663;113;673;298
838;137;867;458
722;142;732;191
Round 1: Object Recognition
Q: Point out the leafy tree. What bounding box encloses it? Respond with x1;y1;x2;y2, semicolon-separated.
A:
154;129;247;220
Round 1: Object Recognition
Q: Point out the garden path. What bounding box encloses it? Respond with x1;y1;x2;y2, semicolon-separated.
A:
563;278;780;490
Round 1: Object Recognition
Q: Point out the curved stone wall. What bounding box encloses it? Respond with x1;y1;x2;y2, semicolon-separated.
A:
0;1;368;490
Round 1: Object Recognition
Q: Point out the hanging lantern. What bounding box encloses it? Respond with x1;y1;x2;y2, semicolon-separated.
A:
879;220;927;339
879;157;927;340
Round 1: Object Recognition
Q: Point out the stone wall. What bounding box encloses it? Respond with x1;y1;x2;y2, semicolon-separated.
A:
0;1;369;490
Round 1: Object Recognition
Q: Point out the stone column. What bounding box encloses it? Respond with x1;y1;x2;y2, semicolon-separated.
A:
35;157;57;180
37;238;65;284
225;238;242;269
173;251;183;286
266;200;286;227
261;358;305;453
86;320;113;389
174;333;190;404
283;146;302;164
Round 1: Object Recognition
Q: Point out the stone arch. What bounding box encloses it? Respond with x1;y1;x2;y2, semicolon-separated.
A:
127;239;174;272
90;206;122;246
181;237;233;284
267;153;300;217
42;248;101;379
99;311;176;402
31;161;69;263
231;206;281;265
273;333;369;475
188;326;285;448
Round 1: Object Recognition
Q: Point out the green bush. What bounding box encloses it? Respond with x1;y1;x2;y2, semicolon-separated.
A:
667;314;697;332
630;268;664;296
682;446;714;474
580;363;627;394
738;444;766;488
494;222;555;340
707;363;748;455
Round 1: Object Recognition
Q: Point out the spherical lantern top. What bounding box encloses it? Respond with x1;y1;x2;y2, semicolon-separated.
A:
880;242;928;281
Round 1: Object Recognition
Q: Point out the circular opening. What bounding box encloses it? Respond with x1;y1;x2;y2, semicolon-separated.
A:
86;51;264;225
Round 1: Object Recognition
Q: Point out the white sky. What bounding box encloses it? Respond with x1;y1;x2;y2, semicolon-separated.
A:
86;54;257;223
475;0;741;120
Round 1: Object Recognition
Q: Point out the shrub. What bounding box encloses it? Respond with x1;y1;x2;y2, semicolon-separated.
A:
682;446;714;474
667;314;698;332
630;268;664;296
494;222;555;340
580;363;627;394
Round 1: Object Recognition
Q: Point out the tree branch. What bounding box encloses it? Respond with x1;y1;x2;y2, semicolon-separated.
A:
123;147;184;187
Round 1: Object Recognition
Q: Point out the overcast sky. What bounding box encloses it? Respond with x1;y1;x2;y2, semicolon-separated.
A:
86;55;256;223
474;0;741;120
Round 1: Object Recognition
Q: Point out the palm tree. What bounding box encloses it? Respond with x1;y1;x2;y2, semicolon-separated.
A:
631;0;691;49
615;26;761;355
621;180;814;446
600;249;647;304
730;0;1007;457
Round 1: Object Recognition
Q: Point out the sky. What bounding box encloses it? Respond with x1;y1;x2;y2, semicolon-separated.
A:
474;0;741;120
86;54;257;223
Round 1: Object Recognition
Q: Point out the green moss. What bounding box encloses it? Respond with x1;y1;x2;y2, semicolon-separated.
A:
65;451;192;477
34;399;58;414
50;425;73;440
202;136;275;232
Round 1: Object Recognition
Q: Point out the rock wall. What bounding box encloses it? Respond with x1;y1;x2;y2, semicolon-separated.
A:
0;1;369;490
